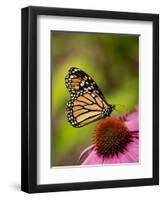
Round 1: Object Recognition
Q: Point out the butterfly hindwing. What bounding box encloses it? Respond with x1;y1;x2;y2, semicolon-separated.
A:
67;91;102;127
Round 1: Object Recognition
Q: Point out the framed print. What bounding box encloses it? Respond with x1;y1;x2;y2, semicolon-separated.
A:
21;6;159;193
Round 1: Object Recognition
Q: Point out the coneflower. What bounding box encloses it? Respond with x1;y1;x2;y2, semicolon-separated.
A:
80;106;139;164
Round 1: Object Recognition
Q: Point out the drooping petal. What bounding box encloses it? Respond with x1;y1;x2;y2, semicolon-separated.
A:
79;144;95;161
82;149;103;165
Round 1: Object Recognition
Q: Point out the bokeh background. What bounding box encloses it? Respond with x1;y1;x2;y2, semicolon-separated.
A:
51;31;139;166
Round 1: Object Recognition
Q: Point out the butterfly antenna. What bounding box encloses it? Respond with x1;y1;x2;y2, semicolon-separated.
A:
113;107;119;114
116;104;126;108
112;104;126;115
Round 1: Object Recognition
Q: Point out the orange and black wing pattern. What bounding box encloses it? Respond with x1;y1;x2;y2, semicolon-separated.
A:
65;67;115;127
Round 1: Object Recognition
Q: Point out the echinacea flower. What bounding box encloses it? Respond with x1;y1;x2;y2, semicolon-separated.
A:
80;106;139;165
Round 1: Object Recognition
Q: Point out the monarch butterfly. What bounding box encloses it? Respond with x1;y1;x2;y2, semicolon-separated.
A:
65;67;115;127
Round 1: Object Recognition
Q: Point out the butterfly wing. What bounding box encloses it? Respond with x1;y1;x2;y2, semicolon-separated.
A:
65;67;114;127
65;67;105;98
66;91;110;127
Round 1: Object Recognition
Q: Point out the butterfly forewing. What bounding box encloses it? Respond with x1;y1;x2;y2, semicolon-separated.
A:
65;67;105;97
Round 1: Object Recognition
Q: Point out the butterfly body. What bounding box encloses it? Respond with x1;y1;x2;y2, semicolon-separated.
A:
65;67;115;128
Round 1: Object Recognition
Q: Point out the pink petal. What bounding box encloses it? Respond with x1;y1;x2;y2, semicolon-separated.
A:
124;140;139;162
118;141;138;163
125;111;138;121
82;150;103;165
125;118;139;132
130;131;139;139
125;151;138;162
79;144;95;161
103;139;139;164
118;152;133;163
103;155;121;164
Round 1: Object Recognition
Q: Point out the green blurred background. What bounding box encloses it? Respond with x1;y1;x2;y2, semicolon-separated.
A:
51;31;139;166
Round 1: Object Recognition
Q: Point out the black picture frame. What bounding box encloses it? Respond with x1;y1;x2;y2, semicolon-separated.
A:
21;6;159;193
